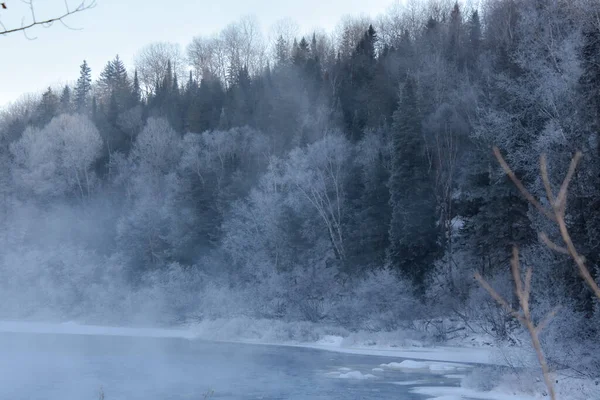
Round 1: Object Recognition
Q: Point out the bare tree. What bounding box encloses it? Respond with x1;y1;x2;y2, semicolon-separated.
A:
267;17;299;63
221;15;266;84
187;34;228;83
0;0;95;37
334;15;373;60
134;42;185;97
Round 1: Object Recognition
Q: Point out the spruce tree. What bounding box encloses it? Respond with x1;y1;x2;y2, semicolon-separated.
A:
98;55;131;108
74;60;92;113
387;78;439;291
466;10;481;72
131;69;141;106
446;2;463;66
293;37;310;66
275;35;289;66
59;85;72;114
34;87;59;127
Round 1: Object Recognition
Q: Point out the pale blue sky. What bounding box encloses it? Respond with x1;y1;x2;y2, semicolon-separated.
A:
0;0;395;108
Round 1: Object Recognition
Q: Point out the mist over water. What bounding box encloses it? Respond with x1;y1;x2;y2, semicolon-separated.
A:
0;330;451;400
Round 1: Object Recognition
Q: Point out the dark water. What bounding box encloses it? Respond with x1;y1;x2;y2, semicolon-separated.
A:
0;331;460;400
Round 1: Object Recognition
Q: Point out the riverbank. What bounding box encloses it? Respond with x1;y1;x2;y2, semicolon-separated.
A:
186;316;599;400
0;318;596;399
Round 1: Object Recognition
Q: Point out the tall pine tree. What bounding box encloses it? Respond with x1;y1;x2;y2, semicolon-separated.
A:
387;78;439;291
74;60;92;113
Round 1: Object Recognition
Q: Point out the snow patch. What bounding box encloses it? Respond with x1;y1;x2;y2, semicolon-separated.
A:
380;360;471;373
444;374;467;379
316;335;344;347
411;386;536;400
391;380;429;386
337;370;377;380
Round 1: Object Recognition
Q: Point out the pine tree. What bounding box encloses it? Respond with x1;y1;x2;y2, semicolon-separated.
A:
74;60;92;113
59;85;72;114
387;78;439;291
33;87;59;127
275;35;289;66
310;33;318;59
107;91;119;126
293;37;310;66
338;25;378;140
580;22;600;143
131;69;141;106
466;10;481;72
446;2;463;66
574;20;600;312
98;55;131;108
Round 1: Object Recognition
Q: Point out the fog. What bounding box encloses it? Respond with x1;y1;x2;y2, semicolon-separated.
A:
1;0;600;398
0;325;457;399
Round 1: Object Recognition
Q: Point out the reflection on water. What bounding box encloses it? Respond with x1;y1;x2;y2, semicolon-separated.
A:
0;331;461;399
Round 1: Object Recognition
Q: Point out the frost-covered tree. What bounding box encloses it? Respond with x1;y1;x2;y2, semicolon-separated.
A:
131;117;181;175
283;133;352;263
10;114;102;198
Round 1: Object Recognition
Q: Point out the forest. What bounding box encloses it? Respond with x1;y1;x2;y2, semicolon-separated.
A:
1;0;599;381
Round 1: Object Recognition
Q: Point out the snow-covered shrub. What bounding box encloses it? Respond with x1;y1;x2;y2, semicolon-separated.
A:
285;263;339;323
242;267;289;320
466;273;519;341
461;365;506;392
198;282;250;320
140;262;206;323
330;268;419;331
426;249;478;317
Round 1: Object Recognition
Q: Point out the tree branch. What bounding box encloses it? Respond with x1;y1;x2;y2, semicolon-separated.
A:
0;0;95;37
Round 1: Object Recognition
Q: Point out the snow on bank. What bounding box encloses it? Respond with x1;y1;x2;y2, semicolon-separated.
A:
186;318;500;365
185;318;600;400
379;360;471;373
0;320;195;339
411;386;536;400
278;337;499;365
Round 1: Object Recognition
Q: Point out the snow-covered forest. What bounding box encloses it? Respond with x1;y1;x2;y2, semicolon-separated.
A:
1;0;600;394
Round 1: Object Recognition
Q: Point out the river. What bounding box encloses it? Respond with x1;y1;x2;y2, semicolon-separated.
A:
0;327;464;399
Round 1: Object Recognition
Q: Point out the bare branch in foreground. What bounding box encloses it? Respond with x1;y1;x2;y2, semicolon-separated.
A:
475;247;558;400
0;0;95;37
492;147;600;299
476;147;600;400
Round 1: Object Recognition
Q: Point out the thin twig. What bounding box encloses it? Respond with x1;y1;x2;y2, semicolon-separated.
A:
539;232;569;255
540;154;556;206
493;147;555;221
555;216;600;299
0;0;95;36
475;249;557;400
554;152;582;215
536;306;561;335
